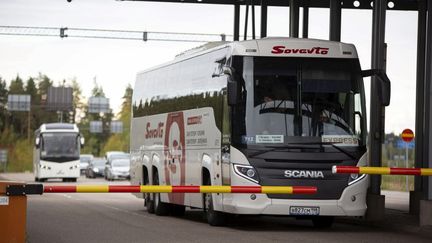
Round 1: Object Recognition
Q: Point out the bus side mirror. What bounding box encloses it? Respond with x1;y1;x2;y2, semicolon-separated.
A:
227;80;238;106
222;66;233;76
35;137;40;148
80;136;85;148
361;69;391;106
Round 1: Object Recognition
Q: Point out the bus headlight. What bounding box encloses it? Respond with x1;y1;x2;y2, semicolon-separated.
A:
233;164;259;184
348;173;366;186
350;173;358;180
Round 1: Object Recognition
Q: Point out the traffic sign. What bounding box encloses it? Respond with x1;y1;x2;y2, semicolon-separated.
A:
401;129;414;143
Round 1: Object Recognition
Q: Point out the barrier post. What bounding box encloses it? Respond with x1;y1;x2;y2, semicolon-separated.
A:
0;181;27;243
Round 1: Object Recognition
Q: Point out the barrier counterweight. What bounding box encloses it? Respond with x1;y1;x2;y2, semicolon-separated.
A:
332;166;432;176
42;185;317;194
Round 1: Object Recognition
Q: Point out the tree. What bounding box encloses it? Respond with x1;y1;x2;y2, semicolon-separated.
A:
9;75;25;94
91;80;105;98
35;73;56;124
25;77;39;134
0;76;8;104
36;73;53;98
0;77;9;131
8;75;27;137
119;84;132;124
25;77;37;98
71;78;84;124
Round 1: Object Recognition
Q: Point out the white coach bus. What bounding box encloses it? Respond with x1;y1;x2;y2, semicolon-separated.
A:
33;123;84;182
130;38;390;227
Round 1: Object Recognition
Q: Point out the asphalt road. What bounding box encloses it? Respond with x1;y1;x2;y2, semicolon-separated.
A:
1;173;431;243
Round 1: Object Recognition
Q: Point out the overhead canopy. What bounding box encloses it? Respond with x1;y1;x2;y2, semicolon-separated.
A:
121;0;418;11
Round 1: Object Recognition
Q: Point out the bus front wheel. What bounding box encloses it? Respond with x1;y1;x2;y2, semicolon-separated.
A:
203;177;226;226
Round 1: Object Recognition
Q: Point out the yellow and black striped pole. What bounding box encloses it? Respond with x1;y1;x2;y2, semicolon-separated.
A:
43;185;317;194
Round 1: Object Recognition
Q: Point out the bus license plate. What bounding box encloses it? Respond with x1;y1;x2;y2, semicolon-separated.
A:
289;206;320;216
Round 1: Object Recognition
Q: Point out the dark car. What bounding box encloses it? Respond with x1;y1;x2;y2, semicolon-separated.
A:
86;157;106;178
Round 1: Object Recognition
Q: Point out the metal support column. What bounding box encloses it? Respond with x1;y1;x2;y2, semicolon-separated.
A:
302;4;309;38
424;0;432;201
234;4;240;41
329;0;341;41
251;1;256;39
420;0;432;226
411;0;427;215
244;3;249;40
289;0;299;38
367;0;387;220
261;0;268;38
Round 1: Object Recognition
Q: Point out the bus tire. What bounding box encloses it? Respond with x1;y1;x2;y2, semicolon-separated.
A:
144;174;155;214
153;172;170;216
203;177;226;226
312;216;334;228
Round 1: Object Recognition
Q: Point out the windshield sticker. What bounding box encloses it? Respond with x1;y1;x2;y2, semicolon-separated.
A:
241;136;255;144
322;135;359;146
256;135;284;144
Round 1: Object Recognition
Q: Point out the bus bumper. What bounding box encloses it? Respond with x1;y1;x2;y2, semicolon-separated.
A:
222;175;368;216
35;161;80;179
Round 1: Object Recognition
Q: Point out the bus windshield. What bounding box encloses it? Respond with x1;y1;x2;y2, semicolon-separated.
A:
40;132;80;162
233;56;366;146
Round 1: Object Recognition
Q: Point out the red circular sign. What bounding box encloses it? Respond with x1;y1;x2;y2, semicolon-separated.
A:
401;129;414;142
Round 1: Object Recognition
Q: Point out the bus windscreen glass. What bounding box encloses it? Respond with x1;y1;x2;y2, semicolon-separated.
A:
40;132;80;162
235;56;366;146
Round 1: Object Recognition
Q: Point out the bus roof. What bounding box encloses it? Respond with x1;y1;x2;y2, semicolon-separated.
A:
137;37;358;76
37;123;79;133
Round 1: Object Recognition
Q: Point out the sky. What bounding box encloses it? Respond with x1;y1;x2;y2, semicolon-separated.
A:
0;0;418;134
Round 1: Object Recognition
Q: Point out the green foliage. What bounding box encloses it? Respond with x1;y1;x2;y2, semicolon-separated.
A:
9;75;25;94
6;139;33;172
0;77;8;131
81;136;100;155
102;134;126;154
71;78;84;124
0;126;17;144
91;80;105;97
25;77;38;98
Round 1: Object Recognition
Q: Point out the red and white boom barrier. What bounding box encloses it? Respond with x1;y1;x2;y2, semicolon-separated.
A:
332;166;432;176
42;185;317;194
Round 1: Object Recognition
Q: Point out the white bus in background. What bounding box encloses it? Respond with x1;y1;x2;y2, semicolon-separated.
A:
130;37;390;227
33;123;85;182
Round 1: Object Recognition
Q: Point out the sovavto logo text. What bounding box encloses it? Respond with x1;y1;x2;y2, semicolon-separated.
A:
284;170;324;178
